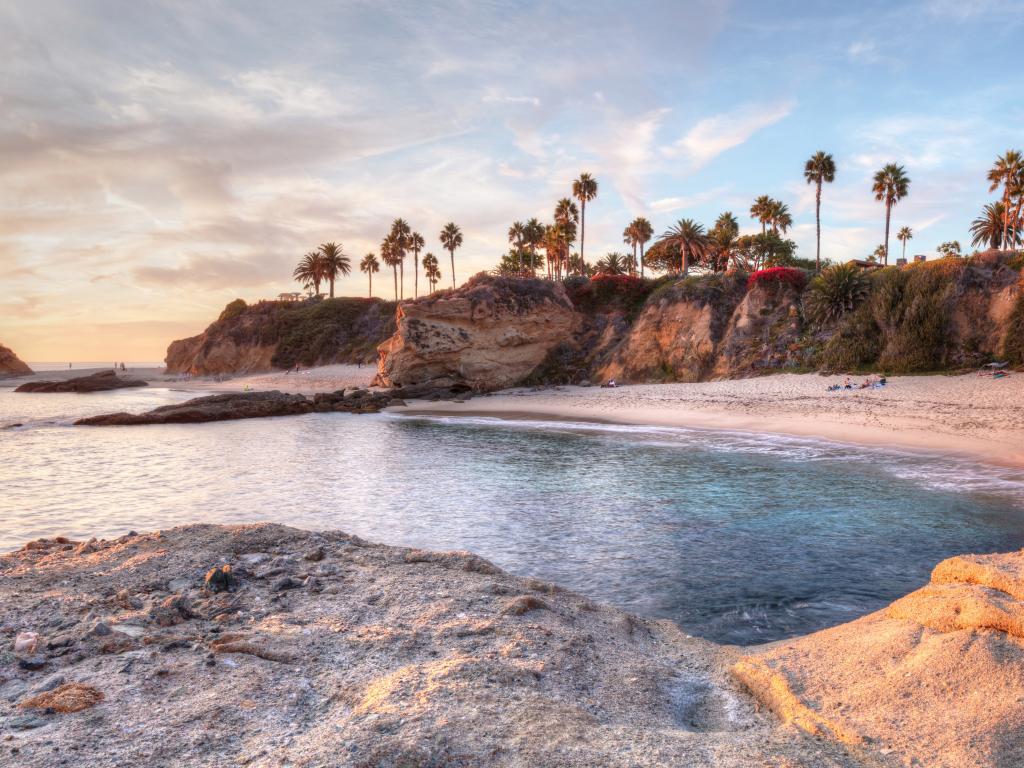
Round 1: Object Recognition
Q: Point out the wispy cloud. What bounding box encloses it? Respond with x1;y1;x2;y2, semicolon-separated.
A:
664;101;796;169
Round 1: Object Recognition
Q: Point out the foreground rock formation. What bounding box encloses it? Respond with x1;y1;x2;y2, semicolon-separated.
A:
0;345;32;377
375;275;578;390
734;549;1024;768
0;524;863;767
15;370;147;393
166;297;395;376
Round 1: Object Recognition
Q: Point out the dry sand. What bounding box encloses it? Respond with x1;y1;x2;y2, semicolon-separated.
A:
396;372;1024;468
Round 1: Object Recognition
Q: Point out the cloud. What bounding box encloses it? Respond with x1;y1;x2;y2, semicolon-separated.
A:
650;186;731;214
664;101;795;169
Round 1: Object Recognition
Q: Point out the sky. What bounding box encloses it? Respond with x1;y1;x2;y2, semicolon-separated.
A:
2;0;1023;361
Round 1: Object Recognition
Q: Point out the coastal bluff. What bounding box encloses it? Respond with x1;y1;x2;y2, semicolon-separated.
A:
0;344;32;377
4;523;1023;766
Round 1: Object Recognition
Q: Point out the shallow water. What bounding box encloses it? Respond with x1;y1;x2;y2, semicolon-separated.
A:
3;388;1024;644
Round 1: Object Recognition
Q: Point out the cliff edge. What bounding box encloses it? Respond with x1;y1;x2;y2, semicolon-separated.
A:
0;344;32;377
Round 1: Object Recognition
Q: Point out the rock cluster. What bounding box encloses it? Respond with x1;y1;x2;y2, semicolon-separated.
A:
0;344;32;377
733;548;1024;768
0;523;858;767
15;370;148;393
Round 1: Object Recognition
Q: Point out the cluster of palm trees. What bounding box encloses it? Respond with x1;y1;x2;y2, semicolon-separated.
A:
974;150;1023;250
296;222;463;301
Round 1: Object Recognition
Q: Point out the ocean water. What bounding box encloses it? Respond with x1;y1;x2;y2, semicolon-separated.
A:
3;387;1024;645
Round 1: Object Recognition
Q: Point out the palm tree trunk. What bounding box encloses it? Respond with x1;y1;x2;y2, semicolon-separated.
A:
884;202;892;266
1002;188;1011;250
579;202;586;275
901;240;907;261
815;182;822;273
449;249;456;290
681;244;688;277
640;242;645;279
392;266;398;301
400;262;404;300
329;277;335;299
414;253;419;299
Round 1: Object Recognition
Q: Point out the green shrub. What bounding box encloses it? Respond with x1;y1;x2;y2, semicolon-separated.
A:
1003;290;1024;365
803;263;870;325
217;298;248;323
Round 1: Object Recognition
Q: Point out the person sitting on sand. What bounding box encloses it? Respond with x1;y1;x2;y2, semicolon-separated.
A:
844;377;852;390
601;378;618;388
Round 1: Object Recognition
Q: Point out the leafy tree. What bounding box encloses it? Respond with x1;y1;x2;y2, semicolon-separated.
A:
439;222;463;290
937;240;962;258
732;232;798;271
572;173;598;272
804;151;836;272
359;252;380;298
896;226;913;261
318;242;350;298
872;163;911;265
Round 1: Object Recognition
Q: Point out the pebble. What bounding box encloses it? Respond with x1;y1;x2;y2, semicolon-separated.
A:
17;655;47;671
303;547;325;563
13;632;40;654
88;621;113;637
272;577;301;592
7;714;49;731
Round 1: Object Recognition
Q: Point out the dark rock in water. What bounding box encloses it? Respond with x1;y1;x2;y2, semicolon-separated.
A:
388;381;473;401
204;564;234;593
74;391;314;426
16;370;148;393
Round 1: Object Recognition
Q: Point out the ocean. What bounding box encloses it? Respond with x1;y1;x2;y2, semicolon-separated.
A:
3;386;1024;645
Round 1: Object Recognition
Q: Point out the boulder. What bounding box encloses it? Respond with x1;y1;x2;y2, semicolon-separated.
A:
374;274;578;391
15;370;148;393
74;391;313;425
0;344;33;376
733;548;1024;768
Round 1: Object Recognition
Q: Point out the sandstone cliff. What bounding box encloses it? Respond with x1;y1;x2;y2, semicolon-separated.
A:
734;547;1024;768
0;344;32;376
165;297;396;375
375;275;578;390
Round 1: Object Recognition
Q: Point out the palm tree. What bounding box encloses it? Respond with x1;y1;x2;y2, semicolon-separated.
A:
293;251;326;296
987;150;1023;249
422;253;442;291
709;212;740;272
623;223;639;276
896;226;913;261
553;199;579;277
872;163;911;265
572;173;598;272
658;219;709;277
750;195;773;234
524;218;545;277
1010;168;1024;250
508;221;526;274
767;199;793;234
359;253;380;298
595;253;626;275
804;151;836;272
318;242;350;298
389;219;411;299
632;217;653;278
970;202;1010;249
408;231;425;298
380;235;401;300
439;222;463;290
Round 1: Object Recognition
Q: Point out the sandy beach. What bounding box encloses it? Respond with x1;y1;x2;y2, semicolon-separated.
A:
396;372;1024;468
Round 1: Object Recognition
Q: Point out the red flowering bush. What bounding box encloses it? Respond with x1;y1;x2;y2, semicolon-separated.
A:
747;266;808;291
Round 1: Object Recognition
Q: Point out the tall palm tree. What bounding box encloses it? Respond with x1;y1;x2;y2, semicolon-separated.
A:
658;219;709;277
988;150;1023;249
439;222;463;290
1010;168;1024;250
623;223;639;276
389;219;411;299
359;253;380;298
767;200;793;234
292;251;326;296
804;151;836;272
524;218;545;277
318;242;350;298
710;212;740;272
632;217;653;278
422;253;441;291
380;235;401;301
970;202;1011;249
896;226;913;261
572;173;598;272
750;195;773;234
409;231;425;298
508;221;526;274
553;199;579;277
872;163;911;265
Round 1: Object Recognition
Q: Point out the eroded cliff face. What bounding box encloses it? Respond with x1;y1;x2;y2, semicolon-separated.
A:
165;298;396;375
375;275;578;390
0;344;32;376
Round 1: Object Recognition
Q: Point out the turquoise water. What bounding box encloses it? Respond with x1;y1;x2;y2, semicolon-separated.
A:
3;388;1024;644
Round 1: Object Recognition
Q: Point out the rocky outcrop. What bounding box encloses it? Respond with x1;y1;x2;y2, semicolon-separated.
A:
0;523;859;767
165;297;396;375
733;547;1024;768
0;344;33;376
15;370;147;393
375;274;579;390
75;391;312;425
